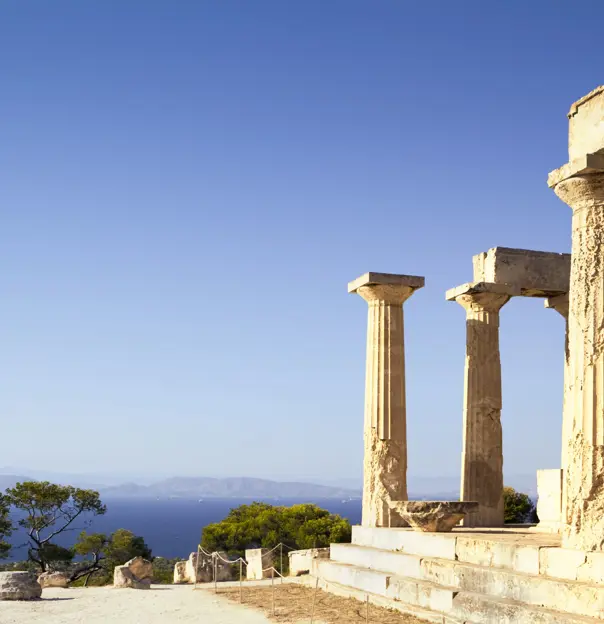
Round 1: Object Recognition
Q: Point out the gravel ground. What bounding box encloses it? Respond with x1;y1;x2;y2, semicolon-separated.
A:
0;585;273;624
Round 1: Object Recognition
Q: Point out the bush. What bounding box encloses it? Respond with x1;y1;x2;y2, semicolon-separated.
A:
201;502;351;574
503;487;537;523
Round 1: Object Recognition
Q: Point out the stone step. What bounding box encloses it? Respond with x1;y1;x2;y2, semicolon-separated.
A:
330;543;604;619
314;559;458;613
351;526;558;575
312;559;598;624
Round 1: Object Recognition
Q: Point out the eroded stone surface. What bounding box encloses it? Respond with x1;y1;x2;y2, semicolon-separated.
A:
173;561;188;584
113;556;153;589
388;501;479;532
349;273;424;528
246;548;273;580
447;283;513;527
568;85;604;160
553;173;604;550
0;571;42;600
288;548;329;576
38;571;69;588
472;247;570;297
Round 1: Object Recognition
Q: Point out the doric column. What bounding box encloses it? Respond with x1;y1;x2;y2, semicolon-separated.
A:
551;173;604;550
349;272;425;528
446;282;516;527
544;294;570;471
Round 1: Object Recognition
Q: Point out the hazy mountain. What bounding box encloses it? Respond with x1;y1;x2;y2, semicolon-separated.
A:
101;477;360;499
0;475;30;491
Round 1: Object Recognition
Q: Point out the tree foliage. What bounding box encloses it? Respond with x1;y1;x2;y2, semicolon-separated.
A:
0;493;12;560
5;481;106;572
201;502;351;564
503;486;537;523
70;528;152;585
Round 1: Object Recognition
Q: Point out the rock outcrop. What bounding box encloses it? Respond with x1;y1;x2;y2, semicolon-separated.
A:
0;572;42;600
38;571;69;588
173;560;188;584
113;556;153;589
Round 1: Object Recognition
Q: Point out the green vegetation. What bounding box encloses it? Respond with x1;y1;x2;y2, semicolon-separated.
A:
5;481;106;572
503;486;537;523
201;501;351;573
0;493;12;560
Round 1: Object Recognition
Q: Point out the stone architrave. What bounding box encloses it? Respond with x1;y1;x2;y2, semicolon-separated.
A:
549;85;604;550
349;272;425;528
446;282;517;527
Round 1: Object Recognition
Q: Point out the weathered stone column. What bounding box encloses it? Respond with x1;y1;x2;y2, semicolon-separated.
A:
544;294;570;469
446;282;516;527
349;272;425;528
551;173;604;549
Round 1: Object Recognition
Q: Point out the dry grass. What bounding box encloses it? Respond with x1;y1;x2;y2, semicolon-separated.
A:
217;583;424;623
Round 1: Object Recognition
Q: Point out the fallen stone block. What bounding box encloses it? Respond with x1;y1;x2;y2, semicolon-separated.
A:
0;571;42;600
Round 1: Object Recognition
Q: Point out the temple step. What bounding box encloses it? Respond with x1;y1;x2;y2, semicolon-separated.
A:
313;558;599;623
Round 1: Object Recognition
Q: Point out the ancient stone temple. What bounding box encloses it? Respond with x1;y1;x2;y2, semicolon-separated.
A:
309;86;604;623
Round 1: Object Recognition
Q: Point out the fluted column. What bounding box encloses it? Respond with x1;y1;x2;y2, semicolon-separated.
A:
552;173;604;550
349;272;425;528
544;294;570;484
447;282;516;527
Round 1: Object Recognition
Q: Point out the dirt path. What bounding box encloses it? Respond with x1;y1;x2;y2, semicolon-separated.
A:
0;585;272;624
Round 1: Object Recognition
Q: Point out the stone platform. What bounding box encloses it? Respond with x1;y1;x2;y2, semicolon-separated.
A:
312;526;604;623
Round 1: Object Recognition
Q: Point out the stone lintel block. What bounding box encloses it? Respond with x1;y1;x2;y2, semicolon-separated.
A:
472;248;570;297
568;85;604;161
348;272;425;294
548;152;604;188
445;281;519;302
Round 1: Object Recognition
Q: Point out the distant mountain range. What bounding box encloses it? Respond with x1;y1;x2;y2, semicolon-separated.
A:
0;471;537;500
0;474;360;500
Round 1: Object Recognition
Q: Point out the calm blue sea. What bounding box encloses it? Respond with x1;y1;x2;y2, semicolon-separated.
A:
7;498;361;561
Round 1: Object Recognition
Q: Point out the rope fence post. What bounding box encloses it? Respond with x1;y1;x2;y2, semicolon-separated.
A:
310;576;319;624
214;556;217;594
271;567;275;616
366;594;369;623
239;558;243;603
280;543;283;583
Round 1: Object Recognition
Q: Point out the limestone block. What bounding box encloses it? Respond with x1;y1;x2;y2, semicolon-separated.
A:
0;572;42;600
113;556;153;589
539;547;586;581
352;525;457;560
577;552;604;583
288;548;329;577
536;469;562;534
173;561;188;584
568;85;604;160
330;543;422;578
471;247;570;297
38;571;69;588
245;548;273;580
455;537;541;575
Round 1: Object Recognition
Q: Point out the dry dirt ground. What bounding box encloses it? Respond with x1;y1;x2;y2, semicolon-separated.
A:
220;583;424;623
0;582;425;624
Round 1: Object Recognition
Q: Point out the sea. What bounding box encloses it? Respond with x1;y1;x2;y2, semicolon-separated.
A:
6;498;362;562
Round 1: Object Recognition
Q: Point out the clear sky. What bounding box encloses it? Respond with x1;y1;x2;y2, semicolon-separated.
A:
1;1;602;485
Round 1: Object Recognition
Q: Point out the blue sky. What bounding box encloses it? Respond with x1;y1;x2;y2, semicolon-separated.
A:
1;1;601;485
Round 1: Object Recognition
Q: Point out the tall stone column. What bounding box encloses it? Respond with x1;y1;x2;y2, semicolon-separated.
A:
551;173;604;550
544;294;570;472
446;282;516;527
349;272;425;528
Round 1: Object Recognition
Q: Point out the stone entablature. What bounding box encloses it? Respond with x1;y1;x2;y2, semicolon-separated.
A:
472;247;570;297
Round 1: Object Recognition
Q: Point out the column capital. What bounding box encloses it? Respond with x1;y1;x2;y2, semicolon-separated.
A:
552;172;604;213
349;272;425;306
446;282;518;313
545;293;569;319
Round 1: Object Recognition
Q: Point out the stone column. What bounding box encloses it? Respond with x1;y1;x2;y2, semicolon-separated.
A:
551;173;604;550
349;272;425;528
544;294;570;471
446;282;516;527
